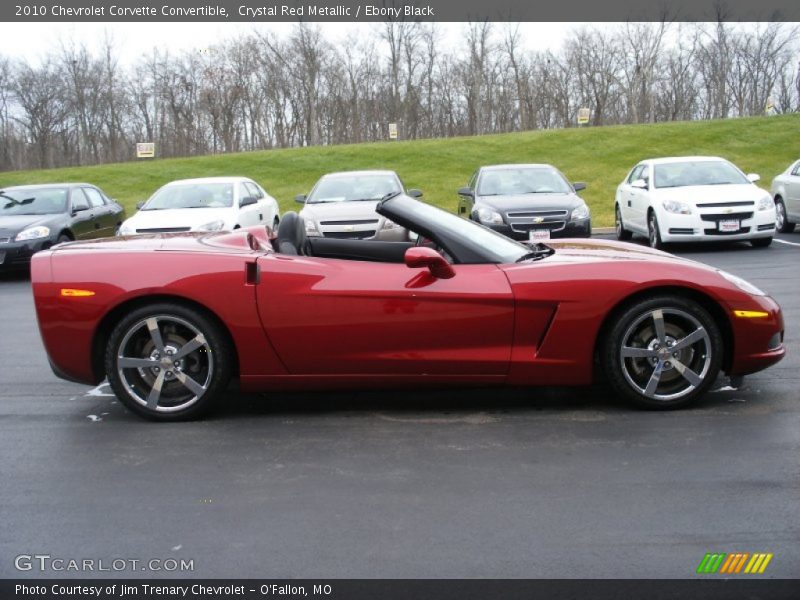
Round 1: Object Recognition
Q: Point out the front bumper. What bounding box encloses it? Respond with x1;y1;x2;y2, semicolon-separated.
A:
484;218;591;241
0;238;53;270
659;207;776;242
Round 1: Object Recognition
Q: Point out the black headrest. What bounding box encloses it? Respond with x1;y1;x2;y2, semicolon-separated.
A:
277;211;308;255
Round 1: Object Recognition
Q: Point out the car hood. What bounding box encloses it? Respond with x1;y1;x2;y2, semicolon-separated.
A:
0;214;61;236
123;207;235;231
300;201;383;222
539;238;715;269
478;193;584;213
652;184;770;204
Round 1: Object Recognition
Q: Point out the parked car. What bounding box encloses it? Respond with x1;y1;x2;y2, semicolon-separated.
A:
296;170;422;241
615;157;776;249
0;183;124;271
770;159;800;233
457;164;590;241
118;177;279;235
31;192;784;421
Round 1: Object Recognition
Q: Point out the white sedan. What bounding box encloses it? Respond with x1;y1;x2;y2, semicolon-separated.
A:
615;157;776;249
771;159;800;233
118;177;280;235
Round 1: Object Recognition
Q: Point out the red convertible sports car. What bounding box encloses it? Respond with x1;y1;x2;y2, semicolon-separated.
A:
31;192;784;421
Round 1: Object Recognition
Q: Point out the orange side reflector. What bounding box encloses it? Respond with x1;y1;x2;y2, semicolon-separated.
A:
733;310;769;318
60;288;96;297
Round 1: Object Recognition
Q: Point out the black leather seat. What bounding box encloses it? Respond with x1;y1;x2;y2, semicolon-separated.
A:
276;212;308;255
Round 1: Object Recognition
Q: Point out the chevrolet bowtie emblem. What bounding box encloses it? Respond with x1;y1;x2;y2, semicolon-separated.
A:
344;225;355;231
723;208;734;214
532;217;544;224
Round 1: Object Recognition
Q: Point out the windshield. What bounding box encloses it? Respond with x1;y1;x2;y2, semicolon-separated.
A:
478;167;572;196
398;199;533;263
653;161;750;188
143;183;234;210
307;174;402;203
0;188;68;215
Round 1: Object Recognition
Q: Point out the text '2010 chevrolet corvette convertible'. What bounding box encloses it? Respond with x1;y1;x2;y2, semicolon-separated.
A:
31;193;784;420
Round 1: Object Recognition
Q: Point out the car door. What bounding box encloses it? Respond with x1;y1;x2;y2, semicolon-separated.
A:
245;181;273;226
236;182;260;227
82;186;116;237
624;164;650;233
68;188;97;239
618;165;641;230
255;253;515;376
787;161;800;220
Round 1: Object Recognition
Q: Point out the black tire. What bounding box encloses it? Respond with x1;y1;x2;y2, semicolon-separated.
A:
647;211;664;250
750;237;772;248
601;295;723;410
105;303;233;421
775;198;796;233
615;205;632;241
56;234;71;245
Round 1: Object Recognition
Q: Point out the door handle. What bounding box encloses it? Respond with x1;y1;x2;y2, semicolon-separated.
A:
627;200;632;207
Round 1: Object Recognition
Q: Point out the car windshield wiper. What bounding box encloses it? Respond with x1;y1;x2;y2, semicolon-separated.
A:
379;191;402;203
515;244;555;262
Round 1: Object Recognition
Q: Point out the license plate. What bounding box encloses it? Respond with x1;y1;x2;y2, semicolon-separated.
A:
719;219;740;232
529;229;551;242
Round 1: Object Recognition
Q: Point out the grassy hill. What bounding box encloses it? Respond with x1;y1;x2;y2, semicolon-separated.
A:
1;114;797;227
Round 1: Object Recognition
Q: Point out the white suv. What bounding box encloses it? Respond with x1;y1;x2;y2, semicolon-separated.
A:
615;157;776;249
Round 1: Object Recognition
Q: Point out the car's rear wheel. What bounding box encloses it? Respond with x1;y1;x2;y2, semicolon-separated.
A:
775;198;795;233
648;211;664;250
615;205;632;241
602;296;722;409
750;237;772;248
105;303;232;421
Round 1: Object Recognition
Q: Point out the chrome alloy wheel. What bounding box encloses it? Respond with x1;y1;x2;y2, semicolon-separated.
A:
116;315;213;413
619;308;712;401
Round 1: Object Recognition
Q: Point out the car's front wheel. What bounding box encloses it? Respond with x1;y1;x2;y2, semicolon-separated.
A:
602;295;723;409
648;211;664;250
775;198;795;233
615;205;632;241
105;303;233;421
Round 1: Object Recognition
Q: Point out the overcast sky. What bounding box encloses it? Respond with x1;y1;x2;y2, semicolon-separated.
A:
0;22;580;64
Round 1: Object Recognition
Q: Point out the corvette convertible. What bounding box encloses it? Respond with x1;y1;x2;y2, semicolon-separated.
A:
31;193;784;421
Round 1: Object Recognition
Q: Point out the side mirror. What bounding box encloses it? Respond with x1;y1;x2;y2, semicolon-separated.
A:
407;188;423;198
747;173;760;183
572;182;586;192
457;186;474;199
404;247;455;279
240;196;257;207
295;194;307;204
136;201;145;210
630;178;648;190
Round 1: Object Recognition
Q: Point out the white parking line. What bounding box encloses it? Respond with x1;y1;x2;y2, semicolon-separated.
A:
774;238;800;248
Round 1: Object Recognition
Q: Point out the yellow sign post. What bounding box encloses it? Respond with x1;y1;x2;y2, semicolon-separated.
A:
577;108;591;125
388;123;398;140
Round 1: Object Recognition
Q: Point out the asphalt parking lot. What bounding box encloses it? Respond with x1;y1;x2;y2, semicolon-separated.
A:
1;233;798;579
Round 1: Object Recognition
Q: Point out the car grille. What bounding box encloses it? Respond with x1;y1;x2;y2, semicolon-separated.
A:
135;227;192;233
324;230;376;240
0;237;10;244
700;211;753;223
704;226;752;235
696;201;755;208
319;219;379;226
668;228;695;235
757;224;775;231
506;209;568;233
